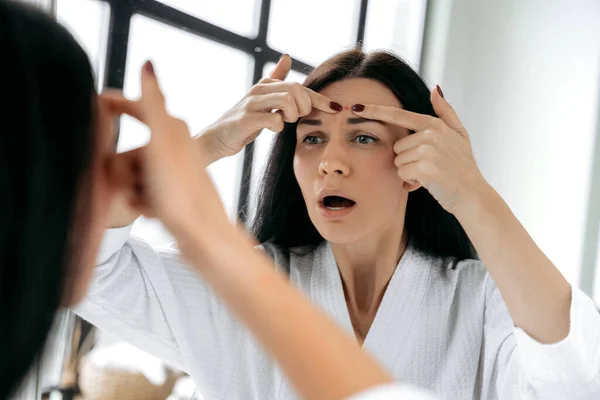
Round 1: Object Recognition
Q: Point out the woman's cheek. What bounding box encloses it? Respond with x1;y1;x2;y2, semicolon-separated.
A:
293;154;310;185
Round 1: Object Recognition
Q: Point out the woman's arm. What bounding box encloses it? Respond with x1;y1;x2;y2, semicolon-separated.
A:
352;87;581;344
454;184;571;343
73;225;188;371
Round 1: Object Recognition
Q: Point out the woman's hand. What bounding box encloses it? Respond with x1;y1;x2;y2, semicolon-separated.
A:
96;91;144;228
200;54;338;163
352;86;489;214
104;61;232;250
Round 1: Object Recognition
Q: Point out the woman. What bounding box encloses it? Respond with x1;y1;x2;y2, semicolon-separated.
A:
84;50;600;399
0;2;423;399
0;1;109;395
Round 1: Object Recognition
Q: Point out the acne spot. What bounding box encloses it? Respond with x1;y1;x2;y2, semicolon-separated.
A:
344;106;349;110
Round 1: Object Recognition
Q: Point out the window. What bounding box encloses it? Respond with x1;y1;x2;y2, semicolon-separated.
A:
362;0;428;69
56;0;110;90
267;0;361;66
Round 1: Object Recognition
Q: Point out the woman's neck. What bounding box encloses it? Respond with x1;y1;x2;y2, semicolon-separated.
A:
330;224;409;333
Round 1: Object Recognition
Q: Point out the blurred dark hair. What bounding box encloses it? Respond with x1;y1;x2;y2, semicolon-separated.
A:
0;1;97;397
251;49;476;261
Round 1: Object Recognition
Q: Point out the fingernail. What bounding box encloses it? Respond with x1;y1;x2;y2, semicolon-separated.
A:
329;101;343;112
144;60;155;76
278;53;289;62
352;104;365;112
436;85;444;98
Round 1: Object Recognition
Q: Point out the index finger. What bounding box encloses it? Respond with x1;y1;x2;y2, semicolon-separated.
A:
140;61;169;124
269;54;292;81
305;88;337;114
352;104;432;131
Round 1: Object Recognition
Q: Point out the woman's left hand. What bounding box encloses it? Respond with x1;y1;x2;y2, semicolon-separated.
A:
352;86;489;214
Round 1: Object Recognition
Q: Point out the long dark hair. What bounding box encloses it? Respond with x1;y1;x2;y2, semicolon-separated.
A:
251;49;476;261
0;1;97;397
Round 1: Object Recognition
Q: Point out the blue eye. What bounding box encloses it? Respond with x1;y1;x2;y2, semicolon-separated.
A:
303;136;323;145
354;134;377;144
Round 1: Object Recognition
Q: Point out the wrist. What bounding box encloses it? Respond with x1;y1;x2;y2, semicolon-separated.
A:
195;127;223;166
453;180;503;223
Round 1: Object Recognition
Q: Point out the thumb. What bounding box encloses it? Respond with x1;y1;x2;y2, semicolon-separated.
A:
430;85;466;135
269;54;292;81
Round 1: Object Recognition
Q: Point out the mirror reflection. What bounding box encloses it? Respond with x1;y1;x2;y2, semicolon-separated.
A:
3;0;600;399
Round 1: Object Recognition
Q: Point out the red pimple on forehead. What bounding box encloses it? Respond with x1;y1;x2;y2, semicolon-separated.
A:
344;106;349;110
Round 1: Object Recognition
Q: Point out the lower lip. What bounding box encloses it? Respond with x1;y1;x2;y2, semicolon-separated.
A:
318;202;356;219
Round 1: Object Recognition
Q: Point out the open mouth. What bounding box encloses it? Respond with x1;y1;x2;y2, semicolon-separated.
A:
322;195;356;210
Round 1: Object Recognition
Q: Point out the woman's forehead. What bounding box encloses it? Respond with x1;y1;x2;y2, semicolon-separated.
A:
318;78;402;109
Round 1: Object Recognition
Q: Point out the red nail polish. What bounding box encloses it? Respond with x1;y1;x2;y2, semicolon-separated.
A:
352;104;365;112
144;60;155;76
436;85;444;98
329;101;343;112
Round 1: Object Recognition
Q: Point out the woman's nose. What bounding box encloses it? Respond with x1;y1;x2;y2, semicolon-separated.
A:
318;144;350;177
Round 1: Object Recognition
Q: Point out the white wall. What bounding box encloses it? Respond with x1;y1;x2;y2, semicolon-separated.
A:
422;0;600;285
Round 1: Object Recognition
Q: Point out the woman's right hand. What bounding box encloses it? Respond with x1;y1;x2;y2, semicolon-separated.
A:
200;54;339;163
109;61;236;250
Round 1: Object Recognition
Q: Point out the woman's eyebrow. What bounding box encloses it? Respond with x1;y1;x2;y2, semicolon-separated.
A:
346;117;386;126
298;119;322;126
298;118;386;126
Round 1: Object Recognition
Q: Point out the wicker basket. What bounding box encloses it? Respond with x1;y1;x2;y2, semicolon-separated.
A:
79;354;180;400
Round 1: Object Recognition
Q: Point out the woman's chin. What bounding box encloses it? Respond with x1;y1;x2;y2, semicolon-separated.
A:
314;224;363;245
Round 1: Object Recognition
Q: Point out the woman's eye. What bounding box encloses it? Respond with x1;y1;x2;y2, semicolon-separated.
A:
354;134;377;144
303;136;323;145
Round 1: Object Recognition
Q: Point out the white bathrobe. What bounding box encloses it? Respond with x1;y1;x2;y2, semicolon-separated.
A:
74;225;600;399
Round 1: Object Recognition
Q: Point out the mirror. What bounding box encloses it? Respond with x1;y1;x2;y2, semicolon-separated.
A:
11;0;600;398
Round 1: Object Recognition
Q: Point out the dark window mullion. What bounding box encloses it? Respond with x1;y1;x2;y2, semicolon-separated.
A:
104;0;133;145
121;0;258;54
103;0;132;91
237;0;273;222
356;0;369;45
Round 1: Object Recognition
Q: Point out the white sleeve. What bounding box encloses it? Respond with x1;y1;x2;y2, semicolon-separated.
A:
512;286;600;390
346;383;439;400
73;225;223;373
482;276;600;399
